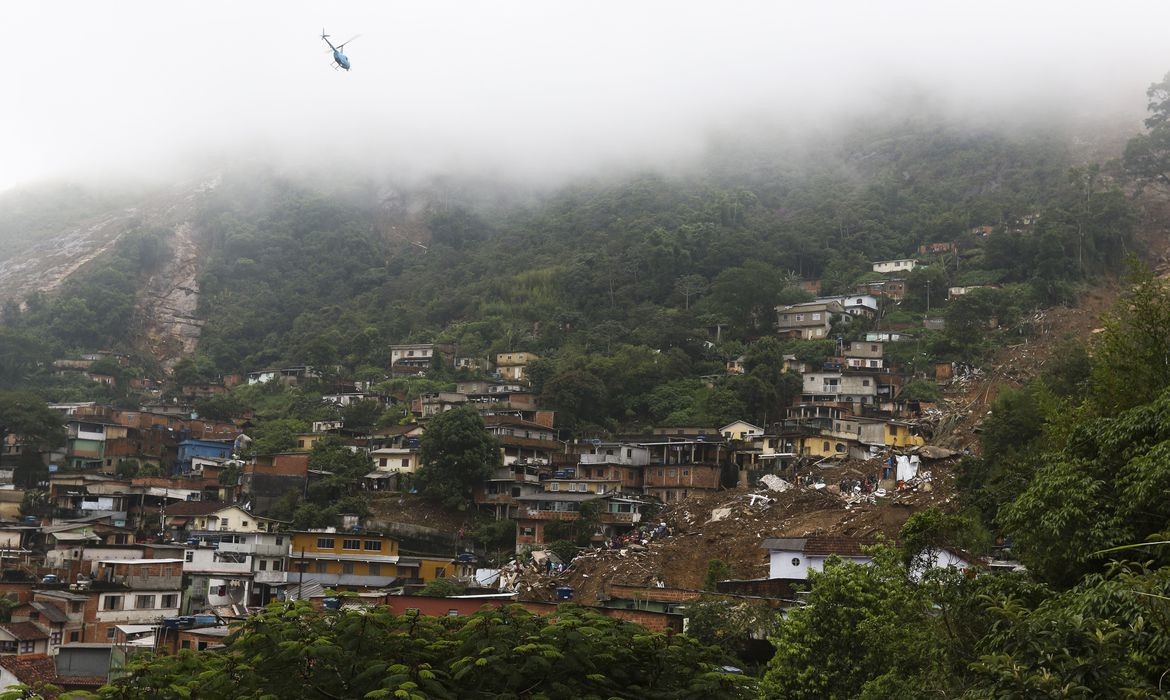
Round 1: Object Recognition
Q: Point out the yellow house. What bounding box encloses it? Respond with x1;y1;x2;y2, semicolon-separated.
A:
288;529;401;591
884;422;925;448
395;554;457;584
293;433;326;452
858;419;925;449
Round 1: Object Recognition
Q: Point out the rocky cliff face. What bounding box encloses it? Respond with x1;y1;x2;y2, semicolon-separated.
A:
0;177;220;371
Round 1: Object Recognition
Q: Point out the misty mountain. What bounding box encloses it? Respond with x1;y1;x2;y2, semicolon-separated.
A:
0;112;1139;427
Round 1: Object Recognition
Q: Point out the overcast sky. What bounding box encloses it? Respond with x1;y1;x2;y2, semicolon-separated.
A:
3;1;1170;193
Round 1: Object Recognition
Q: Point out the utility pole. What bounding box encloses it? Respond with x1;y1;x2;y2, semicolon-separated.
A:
297;547;304;601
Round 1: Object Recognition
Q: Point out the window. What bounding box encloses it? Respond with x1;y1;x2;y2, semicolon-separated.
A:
550;483;559;491
812;313;821;320
379;458;387;467
888;425;898;436
162;595;178;608
220;518;229;528
103;596;122;611
342;539;361;550
136;595;155;609
521;527;534;537
70;631;80;642
184;550;194;562
242;521;249;528
275;536;283;545
317;538;335;549
791;557;801;567
181;639;191;649
107;628;116;640
70;602;82;614
822;441;830;452
50;632;61;646
258;560;267;571
862;380;870;386
668;469;676;477
315;561;328;574
568;483;576;492
341;562;355;575
436;567;446;578
682;469;689;476
369;563;381;576
298;440;305;448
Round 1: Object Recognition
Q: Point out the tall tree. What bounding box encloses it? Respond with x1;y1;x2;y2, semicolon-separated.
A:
417;406;500;508
1124;70;1170;187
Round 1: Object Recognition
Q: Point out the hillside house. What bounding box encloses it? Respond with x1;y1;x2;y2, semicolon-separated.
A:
89;559;184;642
246;366;321;385
720;421;764;441
513;493;647;551
872;259;917;274
855;279;907;302
389;344;454;377
0;624;50;656
287;530;401;592
184;531;290;610
818;295;879;319
761;537;875;579
801;372;878;407
917;242;956;255
856;419;924;449
495;352;540;382
775;300;845;340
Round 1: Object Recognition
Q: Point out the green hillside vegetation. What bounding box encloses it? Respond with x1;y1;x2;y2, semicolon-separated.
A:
4;110;1135;431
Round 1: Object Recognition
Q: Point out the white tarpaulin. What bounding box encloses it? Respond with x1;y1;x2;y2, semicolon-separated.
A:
896;455;921;481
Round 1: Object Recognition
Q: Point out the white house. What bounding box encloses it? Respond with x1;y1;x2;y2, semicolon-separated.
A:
720;421;764;441
872;259;917;274
761;537;874;579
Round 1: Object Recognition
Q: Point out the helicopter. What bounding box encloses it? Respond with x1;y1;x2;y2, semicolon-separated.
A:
321;29;359;71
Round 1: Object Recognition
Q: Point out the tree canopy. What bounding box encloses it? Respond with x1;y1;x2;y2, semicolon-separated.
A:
94;602;752;700
417;406;501;508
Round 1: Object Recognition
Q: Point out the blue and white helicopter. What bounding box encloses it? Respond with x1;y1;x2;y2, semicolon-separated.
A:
321;30;359;71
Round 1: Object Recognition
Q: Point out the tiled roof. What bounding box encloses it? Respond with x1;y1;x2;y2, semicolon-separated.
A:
30;602;70;624
760;536;875;557
801;537;874;557
0;654;58;695
163;501;225;517
0;622;50;641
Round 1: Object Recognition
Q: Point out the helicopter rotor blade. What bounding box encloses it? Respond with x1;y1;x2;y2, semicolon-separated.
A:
336;34;360;48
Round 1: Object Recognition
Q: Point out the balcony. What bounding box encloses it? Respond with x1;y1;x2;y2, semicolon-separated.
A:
477;493;516;504
253;570;288;585
294;573;398;587
523;509;580;521
218;542;290;558
600;512;637;523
